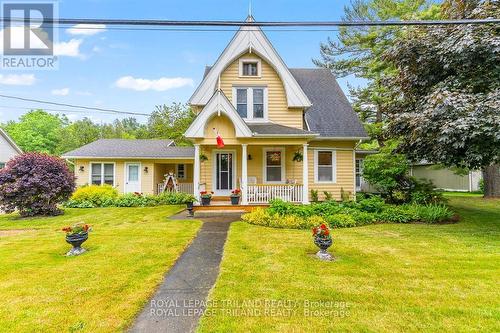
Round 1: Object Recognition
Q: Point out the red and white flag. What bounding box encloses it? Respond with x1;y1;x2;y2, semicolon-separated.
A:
213;128;225;148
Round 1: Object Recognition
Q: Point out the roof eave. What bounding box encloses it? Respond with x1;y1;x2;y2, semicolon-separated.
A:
62;156;195;160
311;136;370;141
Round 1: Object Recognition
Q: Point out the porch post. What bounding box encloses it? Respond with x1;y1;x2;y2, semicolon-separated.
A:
193;144;200;201
241;144;248;205
302;144;309;204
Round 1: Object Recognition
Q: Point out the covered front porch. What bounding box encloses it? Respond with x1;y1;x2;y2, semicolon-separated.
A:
192;143;309;205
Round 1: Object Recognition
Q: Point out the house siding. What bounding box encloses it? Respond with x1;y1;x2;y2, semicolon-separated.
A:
219;53;304;129
0;133;19;163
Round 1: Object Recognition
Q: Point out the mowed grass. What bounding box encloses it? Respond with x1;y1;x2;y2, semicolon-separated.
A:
198;196;500;332
0;206;201;333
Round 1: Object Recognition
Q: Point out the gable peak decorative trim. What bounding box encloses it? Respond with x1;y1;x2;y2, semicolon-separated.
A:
185;90;252;138
189;22;311;108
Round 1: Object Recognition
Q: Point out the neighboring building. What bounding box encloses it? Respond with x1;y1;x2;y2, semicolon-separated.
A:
0;128;22;168
411;163;482;192
63;15;368;204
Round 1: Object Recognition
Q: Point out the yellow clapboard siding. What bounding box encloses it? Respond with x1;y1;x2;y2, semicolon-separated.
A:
219;53;304;129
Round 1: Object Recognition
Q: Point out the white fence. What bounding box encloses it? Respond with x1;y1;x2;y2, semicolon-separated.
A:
157;183;194;195
246;184;303;204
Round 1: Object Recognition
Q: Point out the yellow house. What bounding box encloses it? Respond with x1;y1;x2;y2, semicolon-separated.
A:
63;15;367;204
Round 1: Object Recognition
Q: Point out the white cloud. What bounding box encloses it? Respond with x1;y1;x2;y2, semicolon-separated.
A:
54;39;83;57
115;76;194;92
51;88;70;96
67;24;107;36
0;74;36;86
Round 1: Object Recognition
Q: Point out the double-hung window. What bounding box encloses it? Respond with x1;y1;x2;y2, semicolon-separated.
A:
234;87;266;120
91;163;115;186
355;159;363;190
314;150;336;183
239;59;260;77
264;149;284;183
177;164;186;179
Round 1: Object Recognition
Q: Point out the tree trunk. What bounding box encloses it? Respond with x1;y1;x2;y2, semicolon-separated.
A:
483;164;500;198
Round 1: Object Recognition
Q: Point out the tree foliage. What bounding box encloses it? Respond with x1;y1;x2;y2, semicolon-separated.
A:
0;153;76;216
383;0;499;195
147;103;196;146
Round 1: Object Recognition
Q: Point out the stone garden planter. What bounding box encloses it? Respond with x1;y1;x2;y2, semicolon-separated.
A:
186;201;194;216
66;232;88;256
314;236;333;261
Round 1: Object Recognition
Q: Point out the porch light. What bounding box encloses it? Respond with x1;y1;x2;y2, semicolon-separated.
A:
144;167;149;173
79;166;84;172
248;154;252;160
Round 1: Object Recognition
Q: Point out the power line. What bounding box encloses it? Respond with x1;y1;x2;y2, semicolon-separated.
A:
0;104;140;116
0;94;149;116
2;17;499;27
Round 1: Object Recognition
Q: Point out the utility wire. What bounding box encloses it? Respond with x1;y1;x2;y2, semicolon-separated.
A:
0;94;149;116
0;104;142;116
2;17;499;27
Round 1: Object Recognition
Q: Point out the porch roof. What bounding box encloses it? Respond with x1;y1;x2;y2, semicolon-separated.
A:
247;123;317;137
62;139;195;159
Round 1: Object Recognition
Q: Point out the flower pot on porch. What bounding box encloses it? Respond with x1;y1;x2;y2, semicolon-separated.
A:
201;197;211;206
66;232;88;256
230;196;240;205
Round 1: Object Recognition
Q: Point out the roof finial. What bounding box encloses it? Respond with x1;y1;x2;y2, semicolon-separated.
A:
246;0;254;22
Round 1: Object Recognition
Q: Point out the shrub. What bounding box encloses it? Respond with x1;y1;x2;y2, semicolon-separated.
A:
378;205;418;223
323;191;333;201
325;214;357;228
241;209;324;230
356;195;386;213
70;185;119;207
311;189;319;202
0;153;75;217
412;204;454;223
241;208;273;228
351;211;378;225
411;179;446;205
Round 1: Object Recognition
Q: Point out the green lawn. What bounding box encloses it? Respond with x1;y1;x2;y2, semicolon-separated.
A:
198;196;500;332
0;206;201;333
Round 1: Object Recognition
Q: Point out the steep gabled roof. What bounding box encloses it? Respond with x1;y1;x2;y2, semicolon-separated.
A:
61;139;194;159
190;20;311;108
248;123;317;137
290;68;368;139
0;128;22;154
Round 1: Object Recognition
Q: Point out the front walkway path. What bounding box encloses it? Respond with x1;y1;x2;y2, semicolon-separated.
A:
129;213;240;333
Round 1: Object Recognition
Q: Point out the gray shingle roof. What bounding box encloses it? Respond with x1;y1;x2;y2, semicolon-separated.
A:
290;68;367;138
62;139;194;159
204;66;367;138
247;123;317;136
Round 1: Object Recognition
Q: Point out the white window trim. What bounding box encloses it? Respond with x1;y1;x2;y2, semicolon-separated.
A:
124;162;142;193
232;86;268;122
239;58;261;77
176;164;186;180
313;149;337;184
89;162;116;186
263;147;286;184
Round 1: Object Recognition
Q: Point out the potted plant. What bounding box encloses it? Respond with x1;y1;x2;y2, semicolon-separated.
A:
200;191;213;206
230;189;241;205
62;223;92;256
184;194;197;216
312;223;333;260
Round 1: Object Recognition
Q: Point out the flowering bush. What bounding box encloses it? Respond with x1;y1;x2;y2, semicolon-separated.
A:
312;223;332;240
62;223;92;236
230;189;241;197
200;191;214;199
70;185;118;207
0;153;75;217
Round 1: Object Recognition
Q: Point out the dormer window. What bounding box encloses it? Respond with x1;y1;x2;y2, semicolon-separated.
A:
239;59;261;77
233;86;267;121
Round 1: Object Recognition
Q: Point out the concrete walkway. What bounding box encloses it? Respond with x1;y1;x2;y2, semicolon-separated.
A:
129;213;240;333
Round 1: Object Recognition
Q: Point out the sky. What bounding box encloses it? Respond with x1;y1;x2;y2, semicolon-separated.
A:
0;0;366;124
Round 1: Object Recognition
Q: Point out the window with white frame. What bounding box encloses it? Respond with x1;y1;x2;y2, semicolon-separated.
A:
233;87;267;120
264;149;284;183
239;59;260;77
355;159;363;189
314;150;336;183
177;164;186;179
91;163;114;186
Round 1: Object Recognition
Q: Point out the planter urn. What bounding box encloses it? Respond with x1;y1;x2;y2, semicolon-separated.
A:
230;195;240;205
314;236;333;261
66;232;88;256
201;197;211;206
186;201;194;216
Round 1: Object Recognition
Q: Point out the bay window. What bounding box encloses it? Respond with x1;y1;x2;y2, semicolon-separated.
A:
91;163;115;186
233;87;267;120
314;150;336;183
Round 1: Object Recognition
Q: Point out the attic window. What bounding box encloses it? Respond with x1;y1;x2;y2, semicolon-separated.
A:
239;59;260;77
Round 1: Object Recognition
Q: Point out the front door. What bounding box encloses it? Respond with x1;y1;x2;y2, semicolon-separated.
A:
125;163;141;193
214;152;235;196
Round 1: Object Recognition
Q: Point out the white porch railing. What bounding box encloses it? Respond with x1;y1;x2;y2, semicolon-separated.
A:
246;184;303;204
157;183;194;195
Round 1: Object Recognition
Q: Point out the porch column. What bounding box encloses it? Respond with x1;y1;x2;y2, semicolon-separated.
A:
241;144;248;205
302;144;309;204
193;144;201;201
